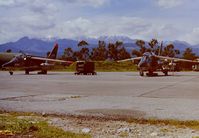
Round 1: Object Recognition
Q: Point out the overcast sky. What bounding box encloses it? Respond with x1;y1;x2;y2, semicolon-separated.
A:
0;0;199;44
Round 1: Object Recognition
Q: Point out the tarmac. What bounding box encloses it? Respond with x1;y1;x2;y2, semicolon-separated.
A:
0;71;199;120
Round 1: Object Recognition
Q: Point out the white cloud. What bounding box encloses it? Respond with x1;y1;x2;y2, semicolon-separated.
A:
60;0;110;7
52;17;151;38
0;10;57;43
156;0;185;8
0;0;15;6
44;17;182;42
53;17;93;38
0;0;29;7
0;0;196;44
0;14;184;44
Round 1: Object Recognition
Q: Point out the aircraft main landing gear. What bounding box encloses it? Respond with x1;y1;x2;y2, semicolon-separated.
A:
25;70;29;75
38;70;47;74
146;71;158;76
164;71;168;76
139;70;144;76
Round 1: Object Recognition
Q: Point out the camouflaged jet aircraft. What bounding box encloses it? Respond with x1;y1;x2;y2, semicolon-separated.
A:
118;51;199;76
0;44;73;75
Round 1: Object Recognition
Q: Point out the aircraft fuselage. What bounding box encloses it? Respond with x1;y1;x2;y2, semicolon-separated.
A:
137;52;169;76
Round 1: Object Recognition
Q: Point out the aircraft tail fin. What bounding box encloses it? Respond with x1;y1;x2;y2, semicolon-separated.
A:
48;43;58;59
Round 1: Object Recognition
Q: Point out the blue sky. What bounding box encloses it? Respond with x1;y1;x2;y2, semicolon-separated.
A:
0;0;199;44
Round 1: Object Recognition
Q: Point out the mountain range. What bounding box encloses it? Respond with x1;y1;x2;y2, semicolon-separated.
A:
0;36;199;57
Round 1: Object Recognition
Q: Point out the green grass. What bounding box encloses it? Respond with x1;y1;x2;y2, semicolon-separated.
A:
54;61;137;72
95;61;137;72
0;114;91;138
1;111;199;137
126;118;199;131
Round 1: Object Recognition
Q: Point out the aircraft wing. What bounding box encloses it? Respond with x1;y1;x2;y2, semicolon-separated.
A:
156;55;199;63
31;57;73;64
117;57;142;62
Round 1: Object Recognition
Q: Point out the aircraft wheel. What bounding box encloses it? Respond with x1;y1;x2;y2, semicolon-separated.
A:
42;70;47;74
38;70;47;74
92;72;97;75
146;71;154;76
25;70;29;75
164;71;168;76
9;71;13;75
139;71;144;76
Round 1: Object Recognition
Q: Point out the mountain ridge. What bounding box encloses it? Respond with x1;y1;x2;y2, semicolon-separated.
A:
0;36;199;56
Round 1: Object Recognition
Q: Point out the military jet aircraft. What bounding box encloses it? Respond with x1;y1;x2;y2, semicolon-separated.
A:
118;51;199;76
1;44;73;75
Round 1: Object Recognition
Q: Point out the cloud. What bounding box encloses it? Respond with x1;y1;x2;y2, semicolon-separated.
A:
156;0;185;8
0;13;184;44
183;27;199;45
145;24;181;41
45;17;181;42
59;0;110;7
51;17;150;38
0;0;28;7
0;0;196;44
29;1;58;14
0;0;58;14
53;17;93;38
0;0;15;6
0;10;57;43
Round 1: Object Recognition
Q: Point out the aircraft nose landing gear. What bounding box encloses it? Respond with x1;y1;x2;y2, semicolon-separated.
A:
9;71;13;75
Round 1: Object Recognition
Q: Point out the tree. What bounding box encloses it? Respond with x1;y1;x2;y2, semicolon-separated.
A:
136;40;145;48
107;41;126;60
6;49;12;53
132;39;147;57
180;48;197;70
108;43;117;60
132;49;142;57
117;47;131;60
78;40;89;47
132;39;180;58
91;41;108;61
182;48;196;60
79;47;90;61
62;48;74;61
162;44;180;57
148;39;158;49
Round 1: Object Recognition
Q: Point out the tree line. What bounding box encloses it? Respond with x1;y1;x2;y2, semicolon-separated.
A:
61;39;197;62
5;38;198;70
61;40;131;61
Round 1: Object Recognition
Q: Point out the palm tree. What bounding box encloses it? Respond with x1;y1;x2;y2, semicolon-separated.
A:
62;48;74;61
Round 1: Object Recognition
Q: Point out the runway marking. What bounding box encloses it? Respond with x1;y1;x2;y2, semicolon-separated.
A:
137;76;199;97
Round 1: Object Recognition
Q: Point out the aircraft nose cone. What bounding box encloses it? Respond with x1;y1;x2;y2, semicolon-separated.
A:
2;57;18;68
2;62;12;68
